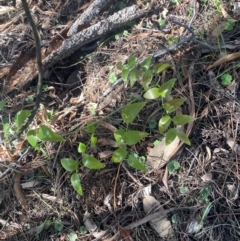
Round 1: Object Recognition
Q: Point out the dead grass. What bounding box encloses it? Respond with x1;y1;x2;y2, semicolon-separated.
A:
1;0;240;240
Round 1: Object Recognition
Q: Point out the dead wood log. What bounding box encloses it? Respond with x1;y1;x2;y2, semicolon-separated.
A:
5;5;147;93
67;0;112;36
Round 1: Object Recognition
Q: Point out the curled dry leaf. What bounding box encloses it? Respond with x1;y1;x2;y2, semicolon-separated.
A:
205;146;212;162
41;193;63;205
83;211;106;238
201;173;212;182
146;135;181;169
0;6;15;15
227;183;239;200
143;196;175;240
207;52;240;70
226;138;238;152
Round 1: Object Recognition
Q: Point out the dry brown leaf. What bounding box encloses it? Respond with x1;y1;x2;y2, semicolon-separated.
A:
42;193;63;204
14;173;27;210
0;6;15;15
99;121;117;132
162;167;169;191
98;150;113;159
207;52;240;70
210;21;226;38
146;134;181;170
143;196;175;239
205;146;212;162
119;226;134;241
201;173;212;182
97;138;118;147
129;31;152;40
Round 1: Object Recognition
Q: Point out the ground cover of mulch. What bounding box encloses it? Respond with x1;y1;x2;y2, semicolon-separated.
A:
1;0;240;240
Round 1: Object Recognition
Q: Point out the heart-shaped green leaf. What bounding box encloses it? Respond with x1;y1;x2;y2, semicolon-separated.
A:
172;115;194;125
78;142;86;153
140;55;152;71
158;78;176;98
142;69;153;90
37;125;64;141
82;154;105;169
61;158;78;172
163;98;186;113
112;148;128;163
71;173;83;196
158;115;171;133
114;129;126;145
0;100;7;111
14;110;31;130
167;160;180;175
122;102;146;125
27;129;39;150
143;87;161;99
153;63;170;73
122;68;130;83
91;134;97;147
129;68;140;87
177;130;191;145
127;154;148;171
127;55;136;69
86;121;96;134
166;128;177;145
123;130;148;145
116;61;123;70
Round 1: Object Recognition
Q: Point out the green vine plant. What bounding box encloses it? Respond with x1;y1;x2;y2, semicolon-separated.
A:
61;54;194;196
0;54;194;197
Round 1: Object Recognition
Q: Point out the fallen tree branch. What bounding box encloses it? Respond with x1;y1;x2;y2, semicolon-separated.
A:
5;5;147;93
43;5;146;70
67;0;112;36
10;0;43;142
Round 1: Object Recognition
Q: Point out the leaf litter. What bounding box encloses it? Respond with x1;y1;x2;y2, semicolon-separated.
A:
1;0;240;240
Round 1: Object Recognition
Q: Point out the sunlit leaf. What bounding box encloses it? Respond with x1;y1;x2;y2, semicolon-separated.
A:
163;98;186;113
127;55;136;69
140;55;152;71
14;110;31;130
143;87;161;99
127;154;148;171
177;130;191;145
122;68;130;83
91;134;97;147
68;231;78;241
3;123;10;139
61;158;78;172
165;128;177;145
158;78;176;98
71;173;83;196
82;154;105;169
158;115;171;133
27;129;39;150
153;63;170;73
111;148;128;163
114;129;125;146
129;68;140;87
123;130;148;145
172;115;194;125
37;125;64;141
0;100;7;111
142;69;153;90
122;102;146;124
78;142;86;153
